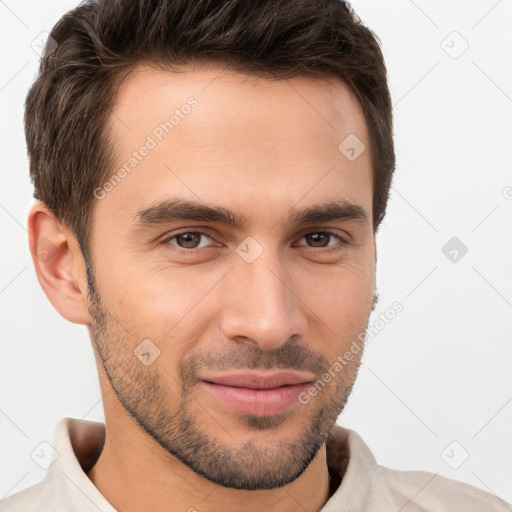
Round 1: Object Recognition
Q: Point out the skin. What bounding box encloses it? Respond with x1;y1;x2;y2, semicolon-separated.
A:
28;62;377;512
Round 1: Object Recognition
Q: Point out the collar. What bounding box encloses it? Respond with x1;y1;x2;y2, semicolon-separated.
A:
45;417;116;512
44;417;396;511
322;423;397;510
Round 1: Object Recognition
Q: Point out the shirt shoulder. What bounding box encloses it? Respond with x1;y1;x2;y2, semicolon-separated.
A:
0;417;115;512
324;426;511;512
377;464;511;511
0;481;53;512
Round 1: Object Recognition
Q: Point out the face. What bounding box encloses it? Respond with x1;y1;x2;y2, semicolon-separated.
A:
86;63;376;490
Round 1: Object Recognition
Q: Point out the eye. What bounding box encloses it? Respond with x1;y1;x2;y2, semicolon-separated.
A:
295;231;348;250
160;229;349;255
161;230;214;251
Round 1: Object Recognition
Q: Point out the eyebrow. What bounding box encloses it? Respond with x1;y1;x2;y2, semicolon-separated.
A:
133;197;369;229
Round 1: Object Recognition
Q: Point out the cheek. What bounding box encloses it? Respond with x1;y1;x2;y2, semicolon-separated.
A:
102;264;222;351
295;263;374;354
296;259;374;310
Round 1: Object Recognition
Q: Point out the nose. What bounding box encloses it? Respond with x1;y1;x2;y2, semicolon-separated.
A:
219;248;308;351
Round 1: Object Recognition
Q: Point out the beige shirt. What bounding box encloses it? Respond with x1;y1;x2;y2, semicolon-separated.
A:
0;417;509;511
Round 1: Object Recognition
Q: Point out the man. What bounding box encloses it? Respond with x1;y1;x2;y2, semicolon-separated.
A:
1;0;509;510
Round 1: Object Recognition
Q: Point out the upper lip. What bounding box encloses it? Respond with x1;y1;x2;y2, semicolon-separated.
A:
200;370;315;389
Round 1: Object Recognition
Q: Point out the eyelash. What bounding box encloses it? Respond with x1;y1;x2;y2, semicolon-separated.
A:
160;229;349;255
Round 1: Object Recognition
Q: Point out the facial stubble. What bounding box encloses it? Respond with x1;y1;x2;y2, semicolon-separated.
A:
85;261;372;490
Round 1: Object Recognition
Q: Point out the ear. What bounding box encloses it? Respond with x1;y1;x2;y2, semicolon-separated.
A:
372;236;378;312
28;201;91;324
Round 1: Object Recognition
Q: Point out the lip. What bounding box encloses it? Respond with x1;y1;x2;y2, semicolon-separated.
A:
199;370;314;416
200;369;315;389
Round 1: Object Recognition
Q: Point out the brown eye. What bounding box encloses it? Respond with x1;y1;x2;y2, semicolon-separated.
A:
162;230;213;251
297;231;347;249
305;232;331;247
175;232;202;248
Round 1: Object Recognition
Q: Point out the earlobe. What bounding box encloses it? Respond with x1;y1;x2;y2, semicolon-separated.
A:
28;202;91;325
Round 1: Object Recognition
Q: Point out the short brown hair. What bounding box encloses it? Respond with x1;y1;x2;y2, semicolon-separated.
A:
25;0;395;263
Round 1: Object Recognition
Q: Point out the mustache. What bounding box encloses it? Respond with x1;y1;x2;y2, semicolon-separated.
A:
178;343;331;392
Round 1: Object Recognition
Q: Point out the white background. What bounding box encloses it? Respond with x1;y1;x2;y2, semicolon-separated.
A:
1;0;511;505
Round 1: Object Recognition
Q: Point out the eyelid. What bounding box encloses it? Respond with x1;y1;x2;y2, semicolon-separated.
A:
160;228;216;247
293;229;349;247
160;227;350;253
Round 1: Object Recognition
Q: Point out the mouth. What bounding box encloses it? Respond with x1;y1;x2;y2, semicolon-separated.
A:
199;370;314;416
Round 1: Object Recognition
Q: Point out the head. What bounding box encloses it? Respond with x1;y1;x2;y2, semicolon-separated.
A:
26;0;394;491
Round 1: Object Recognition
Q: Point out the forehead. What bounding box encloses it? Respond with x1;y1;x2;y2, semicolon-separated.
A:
112;61;367;123
111;63;369;149
98;62;372;228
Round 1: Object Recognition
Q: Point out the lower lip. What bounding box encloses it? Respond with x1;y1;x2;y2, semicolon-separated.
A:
200;381;310;415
